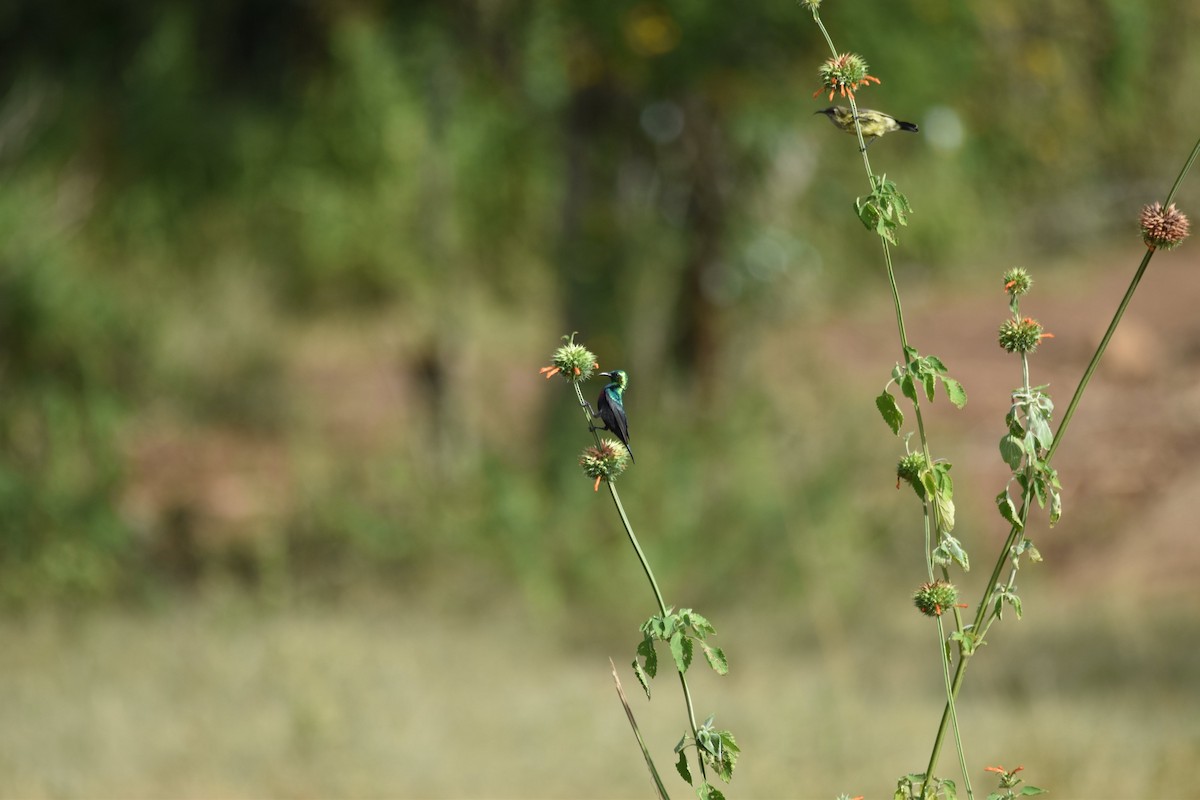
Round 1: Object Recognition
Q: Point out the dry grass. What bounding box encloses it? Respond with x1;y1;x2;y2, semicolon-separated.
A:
0;585;1197;799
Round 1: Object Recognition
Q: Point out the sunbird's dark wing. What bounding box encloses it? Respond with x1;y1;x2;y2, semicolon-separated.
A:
597;387;634;462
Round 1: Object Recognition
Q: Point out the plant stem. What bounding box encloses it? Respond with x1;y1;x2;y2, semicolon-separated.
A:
809;9;971;789
924;132;1200;780
572;381;707;783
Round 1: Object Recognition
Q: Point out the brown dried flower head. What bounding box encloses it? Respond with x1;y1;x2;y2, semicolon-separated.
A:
1140;201;1190;251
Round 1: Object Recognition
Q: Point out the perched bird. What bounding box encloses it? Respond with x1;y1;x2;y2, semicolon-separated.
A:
815;106;919;148
590;370;634;463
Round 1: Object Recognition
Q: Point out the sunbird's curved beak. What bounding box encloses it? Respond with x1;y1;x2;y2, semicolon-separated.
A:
599;372;612;378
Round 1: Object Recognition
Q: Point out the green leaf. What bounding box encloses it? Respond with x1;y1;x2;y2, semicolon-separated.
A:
934;488;956;535
999;435;1024;470
922;370;937;402
924;355;947;373
715;729;739;781
632;658;651;699
701;643;729;675
996;490;1022;529
877;391;904;435
698;783;725;800
941;778;958;799
1049;488;1062;526
637;636;658;679
1019;787;1048;796
1009;592;1023;619
676;750;693;785
941;534;969;571
941;377;967;408
900;374;918;404
950;629;976;656
670;631;693;673
1030;414;1054;450
687;611;715;639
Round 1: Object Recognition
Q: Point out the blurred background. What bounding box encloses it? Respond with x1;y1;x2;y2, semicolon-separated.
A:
2;1;1200;797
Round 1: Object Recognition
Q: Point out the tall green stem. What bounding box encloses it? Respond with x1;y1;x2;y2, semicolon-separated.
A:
572;381;707;783
924;132;1200;781
809;9;971;792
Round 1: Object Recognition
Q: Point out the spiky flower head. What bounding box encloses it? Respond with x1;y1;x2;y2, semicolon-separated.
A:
1002;267;1033;297
540;332;598;382
998;316;1052;354
580;438;630;491
1140;201;1190;251
913;580;959;617
896;451;928;497
799;0;822;10
814;53;880;102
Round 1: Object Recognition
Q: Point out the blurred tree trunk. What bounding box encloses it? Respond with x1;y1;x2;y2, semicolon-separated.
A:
671;94;729;402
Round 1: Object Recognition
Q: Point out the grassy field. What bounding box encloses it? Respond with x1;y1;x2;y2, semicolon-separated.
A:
1;584;1197;799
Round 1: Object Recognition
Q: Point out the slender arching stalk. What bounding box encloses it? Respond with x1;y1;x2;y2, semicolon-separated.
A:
571;380;708;784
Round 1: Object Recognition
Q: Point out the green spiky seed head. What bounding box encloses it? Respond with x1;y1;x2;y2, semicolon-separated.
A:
816;53;879;100
580;439;630;483
914;580;959;617
1003;268;1033;297
542;332;598;383
998;317;1048;354
1140;202;1190;251
896;451;928;497
820;53;869;88
799;0;821;9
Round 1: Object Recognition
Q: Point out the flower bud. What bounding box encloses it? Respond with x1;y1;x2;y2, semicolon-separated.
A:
913;580;959;617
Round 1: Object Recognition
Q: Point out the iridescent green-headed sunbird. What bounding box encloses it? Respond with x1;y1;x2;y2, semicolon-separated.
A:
589;370;634;463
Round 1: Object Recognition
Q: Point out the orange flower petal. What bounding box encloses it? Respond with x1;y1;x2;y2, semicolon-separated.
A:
593;475;602;492
540;366;562;379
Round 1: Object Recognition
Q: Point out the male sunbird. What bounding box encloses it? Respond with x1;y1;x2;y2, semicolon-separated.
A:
815;106;919;148
589;370;634;463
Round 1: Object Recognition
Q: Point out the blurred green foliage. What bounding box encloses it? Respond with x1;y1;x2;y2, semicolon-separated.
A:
0;1;1197;604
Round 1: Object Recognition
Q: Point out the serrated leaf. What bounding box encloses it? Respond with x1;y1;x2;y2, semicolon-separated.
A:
633;658;651;698
942;377;967;408
698;783;725;800
996;490;1022;529
924;355;947;373
686;611;714;638
702;643;729;675
877;391;904;435
922;369;937;402
901;373;918;404
670;631;693;673
1019;787;1048;796
637;636;658;679
999;434;1024;470
676;750;693;785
